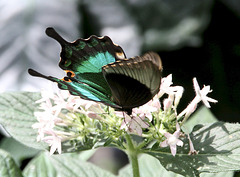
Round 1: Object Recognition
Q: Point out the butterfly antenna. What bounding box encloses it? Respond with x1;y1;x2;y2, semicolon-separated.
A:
45;27;68;47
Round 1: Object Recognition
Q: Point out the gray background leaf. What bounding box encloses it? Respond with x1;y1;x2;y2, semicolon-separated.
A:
0;0;214;92
0;0;79;92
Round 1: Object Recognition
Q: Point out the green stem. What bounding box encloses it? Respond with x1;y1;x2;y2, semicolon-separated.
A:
125;134;140;177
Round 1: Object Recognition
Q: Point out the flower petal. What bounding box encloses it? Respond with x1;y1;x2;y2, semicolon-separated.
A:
176;139;184;147
160;140;169;147
170;144;177;156
193;77;201;95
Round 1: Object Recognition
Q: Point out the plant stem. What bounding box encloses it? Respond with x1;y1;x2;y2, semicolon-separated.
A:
125;134;140;177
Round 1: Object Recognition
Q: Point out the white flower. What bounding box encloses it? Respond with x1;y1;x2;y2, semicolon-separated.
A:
158;74;173;98
183;101;198;119
160;122;183;156
33;90;87;154
158;75;184;111
187;134;198;155
163;95;174;112
193;78;218;108
178;78;218;120
36;89;56;104
53;90;80;114
132;98;160;121
32;111;62;141
42;131;62;155
172;86;184;108
119;112;149;136
116;97;161;136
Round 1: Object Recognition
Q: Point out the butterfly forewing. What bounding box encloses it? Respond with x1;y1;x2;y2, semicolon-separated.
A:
102;52;162;111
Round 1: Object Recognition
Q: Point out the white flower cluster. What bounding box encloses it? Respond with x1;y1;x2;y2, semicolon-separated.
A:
32;75;217;156
32;89;103;154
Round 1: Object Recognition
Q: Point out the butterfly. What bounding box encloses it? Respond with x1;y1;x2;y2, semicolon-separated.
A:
28;27;162;114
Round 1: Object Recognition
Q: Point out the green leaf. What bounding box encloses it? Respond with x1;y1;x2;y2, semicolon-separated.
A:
50;153;116;177
78;150;96;161
181;106;218;134
146;122;240;176
200;171;234;177
119;154;234;177
0;92;46;150
119;154;183;177
0;149;23;177
23;152;57;177
24;152;116;177
0;137;39;166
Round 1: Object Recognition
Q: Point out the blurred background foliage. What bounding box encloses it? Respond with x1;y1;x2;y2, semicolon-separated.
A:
1;0;240;175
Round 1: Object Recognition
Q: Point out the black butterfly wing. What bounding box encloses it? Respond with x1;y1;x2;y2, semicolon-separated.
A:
102;52;162;112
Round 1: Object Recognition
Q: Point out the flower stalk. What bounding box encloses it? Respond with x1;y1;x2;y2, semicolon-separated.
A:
125;133;140;177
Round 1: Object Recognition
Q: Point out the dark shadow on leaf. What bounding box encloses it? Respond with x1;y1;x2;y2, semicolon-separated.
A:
146;121;234;176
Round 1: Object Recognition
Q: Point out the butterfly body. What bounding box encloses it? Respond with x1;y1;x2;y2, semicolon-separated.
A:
29;27;162;114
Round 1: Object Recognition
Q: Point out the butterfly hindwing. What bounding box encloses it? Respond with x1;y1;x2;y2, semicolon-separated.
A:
45;27;126;73
45;27;127;95
28;69;120;108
